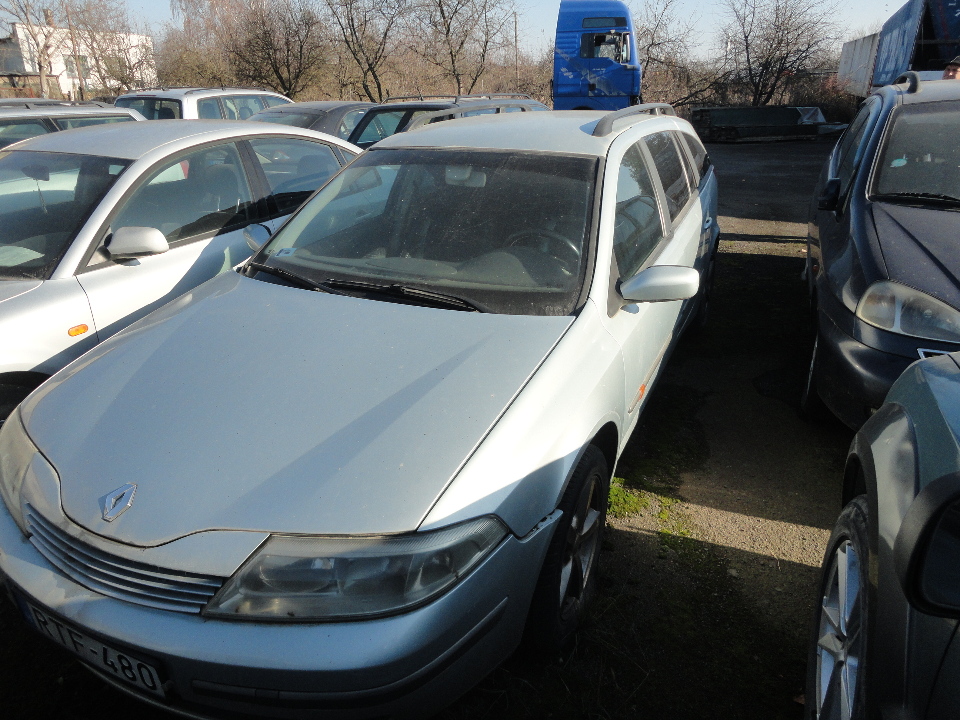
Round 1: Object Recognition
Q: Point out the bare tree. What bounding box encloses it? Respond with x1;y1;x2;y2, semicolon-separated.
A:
226;0;327;98
0;1;69;96
412;0;512;95
323;0;408;101
719;0;839;106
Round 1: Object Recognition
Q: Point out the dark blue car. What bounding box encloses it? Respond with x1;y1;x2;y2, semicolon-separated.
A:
804;74;960;429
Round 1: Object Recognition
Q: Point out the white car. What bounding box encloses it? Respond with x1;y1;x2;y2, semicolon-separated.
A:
115;87;292;120
0;106;718;718
0;120;359;416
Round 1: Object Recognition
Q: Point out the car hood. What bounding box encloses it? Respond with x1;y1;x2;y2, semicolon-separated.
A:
0;278;42;303
871;202;960;309
21;272;573;546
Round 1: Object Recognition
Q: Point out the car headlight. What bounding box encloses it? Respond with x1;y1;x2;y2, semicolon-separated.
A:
856;281;960;343
204;516;508;621
0;406;36;532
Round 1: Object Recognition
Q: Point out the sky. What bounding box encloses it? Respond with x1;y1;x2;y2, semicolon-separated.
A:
126;0;899;56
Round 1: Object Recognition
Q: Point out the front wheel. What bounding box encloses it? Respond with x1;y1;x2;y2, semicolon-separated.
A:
806;495;869;720
525;445;609;652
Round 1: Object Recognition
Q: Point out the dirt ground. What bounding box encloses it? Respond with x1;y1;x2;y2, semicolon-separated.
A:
0;140;853;719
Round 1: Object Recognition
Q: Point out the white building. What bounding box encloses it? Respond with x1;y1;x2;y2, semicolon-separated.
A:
0;21;156;98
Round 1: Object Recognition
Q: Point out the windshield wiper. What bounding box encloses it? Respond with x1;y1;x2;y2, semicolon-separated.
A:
245;261;347;295
874;191;960;205
322;278;485;312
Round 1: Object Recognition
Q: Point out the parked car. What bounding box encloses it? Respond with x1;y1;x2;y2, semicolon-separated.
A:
807;350;960;720
0;102;143;149
804;73;960;428
0;120;359;418
0;105;718;718
115;87;291;120
346;94;550;148
247;100;376;140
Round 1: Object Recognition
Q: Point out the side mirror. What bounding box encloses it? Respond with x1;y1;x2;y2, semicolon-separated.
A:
619;265;699;305
107;226;169;260
244;223;272;251
818;178;842;211
894;472;960;617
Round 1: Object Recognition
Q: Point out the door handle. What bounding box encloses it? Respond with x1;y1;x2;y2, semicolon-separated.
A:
702;216;713;230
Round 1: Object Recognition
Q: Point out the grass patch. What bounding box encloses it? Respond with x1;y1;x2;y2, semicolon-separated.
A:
607;477;649;517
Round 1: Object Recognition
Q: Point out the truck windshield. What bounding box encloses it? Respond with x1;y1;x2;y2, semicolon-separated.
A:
873;101;960;205
253;148;598;316
0;151;129;280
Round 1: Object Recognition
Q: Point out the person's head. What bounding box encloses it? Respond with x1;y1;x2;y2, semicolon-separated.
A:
944;57;960;80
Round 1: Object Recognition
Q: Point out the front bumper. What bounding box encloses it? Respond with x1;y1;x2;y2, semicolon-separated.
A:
0;496;558;719
815;309;915;430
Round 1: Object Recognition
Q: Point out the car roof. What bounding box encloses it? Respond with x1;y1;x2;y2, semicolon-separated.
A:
117;87;289;100
0;106;139;119
375;110;678;156
370;98;546;112
256;101;376;114
9;119;357;159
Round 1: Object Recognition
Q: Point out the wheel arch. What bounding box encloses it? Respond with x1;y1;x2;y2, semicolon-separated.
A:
590;422;619;478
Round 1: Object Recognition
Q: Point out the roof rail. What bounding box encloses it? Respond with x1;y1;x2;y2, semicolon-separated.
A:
0;100;113;109
592;103;676;137
183;86;272;95
894;71;921;93
405;101;540;131
385;92;534;103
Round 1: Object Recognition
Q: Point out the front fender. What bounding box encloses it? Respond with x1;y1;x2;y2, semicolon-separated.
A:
420;300;625;536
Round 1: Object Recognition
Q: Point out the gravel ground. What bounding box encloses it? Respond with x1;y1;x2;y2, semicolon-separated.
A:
0;139;854;720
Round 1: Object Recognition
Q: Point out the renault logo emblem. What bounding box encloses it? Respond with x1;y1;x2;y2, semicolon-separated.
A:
99;483;137;522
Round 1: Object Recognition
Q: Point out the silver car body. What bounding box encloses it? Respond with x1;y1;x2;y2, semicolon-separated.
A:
116;87;292;120
0;121;360;382
0;110;718;718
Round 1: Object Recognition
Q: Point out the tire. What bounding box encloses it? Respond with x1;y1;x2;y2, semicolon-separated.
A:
800;332;829;422
525;445;609;652
806;495;869;720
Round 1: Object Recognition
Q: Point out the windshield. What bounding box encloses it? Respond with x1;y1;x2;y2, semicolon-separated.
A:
253;148;598;315
0;150;129;280
873;101;960;204
249;111;317;129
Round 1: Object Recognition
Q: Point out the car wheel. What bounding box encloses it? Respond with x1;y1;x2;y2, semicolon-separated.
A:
800;332;829;422
806;495;869;720
525;445;609;652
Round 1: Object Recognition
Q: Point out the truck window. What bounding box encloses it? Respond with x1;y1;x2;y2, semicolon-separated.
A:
580;33;629;63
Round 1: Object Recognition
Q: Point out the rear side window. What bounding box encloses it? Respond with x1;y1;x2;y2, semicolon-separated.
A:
645;131;691;222
249;137;342;214
336;109;367;139
115;97;181;120
353;110;407;147
680;132;710;180
53;115;136;130
263;96;291;108
613;143;663;278
0;118;50;148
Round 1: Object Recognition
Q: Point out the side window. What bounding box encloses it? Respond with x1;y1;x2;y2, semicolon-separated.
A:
263;96;290;108
836;98;881;194
54;115;136;130
0;119;50;148
336;109;367;139
580;33;629;62
197;98;222;120
645;131;692;222
354;110;406;146
248;138;342;215
230;95;267;120
109;142;254;248
681;132;711;182
613;143;664;278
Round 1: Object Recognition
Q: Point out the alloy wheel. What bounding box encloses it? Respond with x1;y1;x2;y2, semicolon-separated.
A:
558;472;603;620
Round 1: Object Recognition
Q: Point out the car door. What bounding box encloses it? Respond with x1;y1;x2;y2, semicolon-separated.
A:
245;136;353;232
76;141;263;339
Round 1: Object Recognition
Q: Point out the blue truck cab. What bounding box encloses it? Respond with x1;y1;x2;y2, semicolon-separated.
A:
553;0;642;110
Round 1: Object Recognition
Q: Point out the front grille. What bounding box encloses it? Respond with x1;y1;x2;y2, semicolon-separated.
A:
25;506;225;614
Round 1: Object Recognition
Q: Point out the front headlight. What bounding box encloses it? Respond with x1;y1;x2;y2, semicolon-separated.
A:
204;516;508;621
0;406;36;532
856;281;960;343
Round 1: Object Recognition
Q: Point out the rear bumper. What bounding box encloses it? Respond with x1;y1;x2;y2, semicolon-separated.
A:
0;497;558;719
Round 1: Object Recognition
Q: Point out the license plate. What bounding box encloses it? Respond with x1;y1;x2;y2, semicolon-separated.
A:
26;603;165;698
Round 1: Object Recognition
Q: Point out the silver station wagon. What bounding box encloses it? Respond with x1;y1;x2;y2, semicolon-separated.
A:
0;106;719;718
